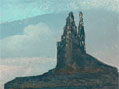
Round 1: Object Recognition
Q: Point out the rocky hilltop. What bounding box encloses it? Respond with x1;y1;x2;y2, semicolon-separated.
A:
4;12;118;89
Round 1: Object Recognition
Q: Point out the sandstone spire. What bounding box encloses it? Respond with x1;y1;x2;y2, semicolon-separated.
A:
78;12;86;53
56;12;77;69
56;12;86;70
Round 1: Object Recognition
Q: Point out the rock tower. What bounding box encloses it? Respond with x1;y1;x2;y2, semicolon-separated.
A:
5;12;118;89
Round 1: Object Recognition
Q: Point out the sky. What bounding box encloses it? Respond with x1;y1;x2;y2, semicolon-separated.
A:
0;0;118;23
0;0;119;89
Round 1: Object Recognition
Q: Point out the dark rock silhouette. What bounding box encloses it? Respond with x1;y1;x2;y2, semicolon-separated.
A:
4;12;118;89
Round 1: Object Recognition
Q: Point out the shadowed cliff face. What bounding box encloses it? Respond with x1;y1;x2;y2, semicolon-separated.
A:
4;12;119;89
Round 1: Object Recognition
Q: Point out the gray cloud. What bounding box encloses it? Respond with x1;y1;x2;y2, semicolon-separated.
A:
0;23;57;58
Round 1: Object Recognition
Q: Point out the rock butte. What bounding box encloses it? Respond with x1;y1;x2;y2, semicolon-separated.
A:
5;12;119;89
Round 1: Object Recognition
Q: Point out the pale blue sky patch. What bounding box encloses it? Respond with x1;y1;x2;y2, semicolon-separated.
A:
0;0;118;23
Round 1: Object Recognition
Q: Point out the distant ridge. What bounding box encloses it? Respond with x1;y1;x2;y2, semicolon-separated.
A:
5;12;119;89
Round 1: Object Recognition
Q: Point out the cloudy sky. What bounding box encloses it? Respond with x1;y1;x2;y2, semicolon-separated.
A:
0;0;119;89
